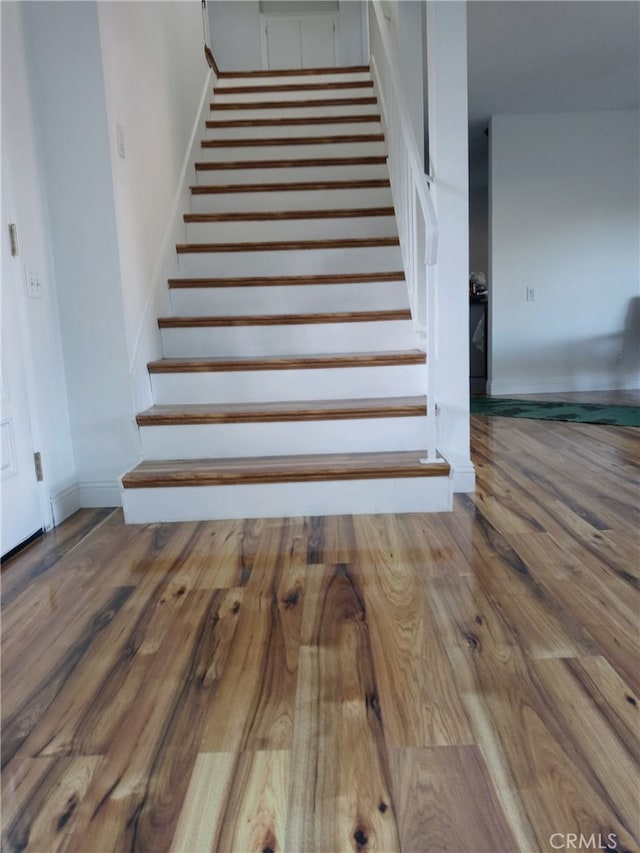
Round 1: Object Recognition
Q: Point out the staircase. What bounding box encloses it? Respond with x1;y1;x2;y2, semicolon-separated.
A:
121;65;451;523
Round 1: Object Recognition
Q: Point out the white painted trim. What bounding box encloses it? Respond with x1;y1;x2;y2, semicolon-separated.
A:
121;475;453;524
50;481;81;525
128;68;213;414
451;461;476;494
78;480;122;508
487;378;640;396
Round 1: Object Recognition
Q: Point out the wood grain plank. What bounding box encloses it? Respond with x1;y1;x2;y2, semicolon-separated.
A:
206;114;380;129
191;178;390;194
390;746;519;852
147;350;424;373
1;587;134;770
429;577;640;852
57;589;215;852
168;270;405;288
350;516;474;747
158;309;408;326
121;450;449;490
505;532;640;690
213;81;374;94
0;508;115;606
175;238;399;254
210;96;377;110
124;589;245;850
2;757;103;853
201;133;385;148
218;65;370;79
2;400;637;850
1;757;57;841
194;158;387;172
288;565;401;852
171;751;290;853
136;396;426;426
531;657;638;833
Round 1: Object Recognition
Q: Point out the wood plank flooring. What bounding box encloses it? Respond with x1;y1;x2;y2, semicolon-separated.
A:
2;413;639;852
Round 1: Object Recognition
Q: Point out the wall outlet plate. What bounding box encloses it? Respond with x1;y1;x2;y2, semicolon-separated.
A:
25;265;43;300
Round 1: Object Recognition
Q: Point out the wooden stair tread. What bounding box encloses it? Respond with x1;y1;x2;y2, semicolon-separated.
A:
191;179;390;194
214;81;374;95
183;207;395;223
210;97;377;110
201;134;384;148
206;115;380;128
147;350;425;373
194;156;387;170
158;309;410;328
136;396;427;425
175;237;399;254
167;271;405;288
122;450;448;489
217;66;370;79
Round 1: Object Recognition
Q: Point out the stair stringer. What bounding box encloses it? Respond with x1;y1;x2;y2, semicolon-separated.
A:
121;66;452;523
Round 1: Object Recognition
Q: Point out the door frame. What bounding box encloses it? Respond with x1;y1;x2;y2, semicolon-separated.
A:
260;12;340;70
1;155;52;552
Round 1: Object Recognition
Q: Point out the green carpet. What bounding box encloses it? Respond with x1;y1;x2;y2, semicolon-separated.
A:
470;397;640;427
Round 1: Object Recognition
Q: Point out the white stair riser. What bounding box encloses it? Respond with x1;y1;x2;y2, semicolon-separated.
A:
213;87;373;104
139;416;428;460
194;162;388;185
190;186;393;213
184;215;397;243
175;244;402;278
169;280;408;316
121;476;452;524
209;103;378;121
206;120;381;141
198;140;386;162
160;320;416;358
216;72;372;89
150;363;425;405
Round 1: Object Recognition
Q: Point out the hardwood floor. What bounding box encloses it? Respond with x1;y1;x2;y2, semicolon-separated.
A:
2;414;638;852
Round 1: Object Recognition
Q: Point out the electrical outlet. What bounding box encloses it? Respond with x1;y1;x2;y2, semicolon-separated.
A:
25;265;43;300
526;286;536;302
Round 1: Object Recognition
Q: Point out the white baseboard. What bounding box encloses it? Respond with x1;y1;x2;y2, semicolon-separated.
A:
78;480;122;508
50;481;81;525
487;377;640;396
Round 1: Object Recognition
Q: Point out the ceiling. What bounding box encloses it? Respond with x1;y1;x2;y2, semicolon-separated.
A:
467;1;640;188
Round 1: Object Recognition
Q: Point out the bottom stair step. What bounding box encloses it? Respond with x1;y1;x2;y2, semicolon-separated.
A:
122;450;449;487
120;451;452;522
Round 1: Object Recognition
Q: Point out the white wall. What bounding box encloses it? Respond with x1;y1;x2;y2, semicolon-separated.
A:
22;1;137;507
97;1;210;412
338;1;364;67
209;1;262;70
1;2;77;524
20;1;210;508
209;0;363;70
489;110;640;394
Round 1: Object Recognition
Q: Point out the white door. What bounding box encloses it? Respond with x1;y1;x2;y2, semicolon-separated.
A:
1;185;42;555
262;14;338;70
301;15;337;68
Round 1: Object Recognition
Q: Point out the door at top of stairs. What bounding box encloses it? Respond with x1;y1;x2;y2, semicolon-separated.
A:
261;14;338;70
